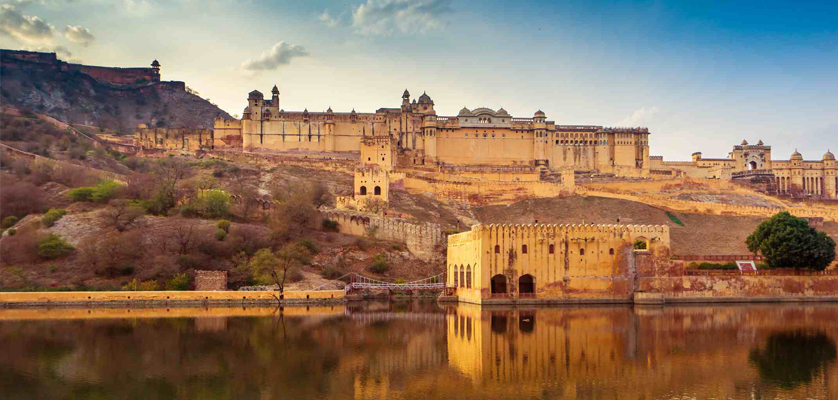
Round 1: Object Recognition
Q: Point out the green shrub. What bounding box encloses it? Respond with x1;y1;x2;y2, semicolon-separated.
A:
322;219;339;232
394;278;406;284
204;191;230;219
49;265;57;273
217;219;231;233
215;228;227;241
369;253;389;274
2;216;19;228
68;187;95;202
297;238;319;254
7;228;17;236
633;239;648;250
122;279;159;291
36;234;74;259
165;273;192;291
91;180;121;203
179;202;201;218
697;262;738;270
41;208;67;227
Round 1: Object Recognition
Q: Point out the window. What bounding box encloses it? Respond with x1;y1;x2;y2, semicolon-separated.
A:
549;244;555;254
609;248;614;255
580;248;585;256
360;186;367;195
522;245;528;254
494;245;500;254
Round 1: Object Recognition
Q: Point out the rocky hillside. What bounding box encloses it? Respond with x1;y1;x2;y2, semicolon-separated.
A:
0;61;232;132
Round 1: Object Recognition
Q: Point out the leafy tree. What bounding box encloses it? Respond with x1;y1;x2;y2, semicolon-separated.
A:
101;199;145;232
746;212;836;270
249;243;311;299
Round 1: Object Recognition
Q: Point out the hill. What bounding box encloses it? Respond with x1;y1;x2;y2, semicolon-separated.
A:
0;50;232;132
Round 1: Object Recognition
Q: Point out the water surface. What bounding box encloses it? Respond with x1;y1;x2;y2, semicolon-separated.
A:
1;302;836;399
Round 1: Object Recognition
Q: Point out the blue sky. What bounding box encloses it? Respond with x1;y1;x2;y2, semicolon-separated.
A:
1;0;836;160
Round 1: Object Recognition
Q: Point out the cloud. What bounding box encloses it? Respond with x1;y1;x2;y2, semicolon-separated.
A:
616;106;660;127
351;0;452;36
319;10;339;28
64;25;95;47
0;4;56;43
240;41;309;72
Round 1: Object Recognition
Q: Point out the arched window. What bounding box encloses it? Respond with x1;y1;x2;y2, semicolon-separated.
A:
466;265;471;289
522;245;528;254
519;274;535;294
549;244;555;254
359;186;367;195
459;266;465;288
374;186;381;196
494;245;500;254
580;248;585;256
609;248;614;255
453;265;458;287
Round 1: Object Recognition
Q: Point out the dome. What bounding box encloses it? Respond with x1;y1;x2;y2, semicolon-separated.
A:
757;140;764;145
151;59;160;67
534;110;546;118
496;107;510;117
741;139;748;145
472;107;496;115
351;108;356;114
824;150;835;161
271;84;279;94
326;106;333;113
457;107;472;116
247;90;264;100
418;91;433;104
402;89;410;98
791;150;803;160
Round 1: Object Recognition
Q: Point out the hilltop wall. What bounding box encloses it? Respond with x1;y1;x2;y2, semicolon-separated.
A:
320;210;444;261
0;143;126;183
403;170;574;206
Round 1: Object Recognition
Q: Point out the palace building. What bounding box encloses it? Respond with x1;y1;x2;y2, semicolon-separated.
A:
213;87;652;177
651;140;837;199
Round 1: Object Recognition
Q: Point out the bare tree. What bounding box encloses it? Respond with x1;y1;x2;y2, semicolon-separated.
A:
227;166;262;220
152;157;190;210
171;219;199;255
100;199;145;232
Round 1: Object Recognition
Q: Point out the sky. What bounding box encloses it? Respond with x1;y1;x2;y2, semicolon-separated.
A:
1;0;836;160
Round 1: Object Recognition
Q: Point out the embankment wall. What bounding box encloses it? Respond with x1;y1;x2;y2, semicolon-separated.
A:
638;275;838;302
0;290;345;308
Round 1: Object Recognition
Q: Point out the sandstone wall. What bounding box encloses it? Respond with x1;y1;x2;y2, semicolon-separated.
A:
194;271;227;291
320;210;444;261
403;172;574;206
639;275;838;301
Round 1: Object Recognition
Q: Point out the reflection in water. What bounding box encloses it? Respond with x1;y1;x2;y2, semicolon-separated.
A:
749;331;837;389
1;303;838;399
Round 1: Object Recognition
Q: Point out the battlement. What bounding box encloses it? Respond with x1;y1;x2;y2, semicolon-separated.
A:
1;49;162;87
600;127;650;133
470;223;669;235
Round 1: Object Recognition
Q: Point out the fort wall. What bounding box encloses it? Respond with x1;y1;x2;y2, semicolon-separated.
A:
403;172;575;206
0;143;126;183
320;210;444;261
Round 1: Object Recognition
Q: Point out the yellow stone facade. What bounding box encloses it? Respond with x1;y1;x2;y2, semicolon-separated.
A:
446;223;671;304
137;124;214;153
212;87;651;177
651;140;837;199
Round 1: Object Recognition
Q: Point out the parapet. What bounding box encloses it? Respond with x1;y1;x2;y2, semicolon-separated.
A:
470;223;670;235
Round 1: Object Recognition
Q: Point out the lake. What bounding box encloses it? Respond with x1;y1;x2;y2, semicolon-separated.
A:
1;302;836;399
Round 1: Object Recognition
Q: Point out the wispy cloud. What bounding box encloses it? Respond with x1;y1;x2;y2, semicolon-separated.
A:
616;106;660;127
64;25;94;47
0;4;56;44
319;10;340;28
351;0;452;36
240;41;309;72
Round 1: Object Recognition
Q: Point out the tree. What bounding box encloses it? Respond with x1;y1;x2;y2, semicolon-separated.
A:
101;199;145;232
250;243;310;301
746;212;836;270
151;157;190;212
227;166;262;220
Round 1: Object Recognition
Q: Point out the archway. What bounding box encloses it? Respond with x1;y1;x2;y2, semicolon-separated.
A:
374;186;381;196
519;274;535;295
749;161;758;171
490;274;507;295
360;186;367;195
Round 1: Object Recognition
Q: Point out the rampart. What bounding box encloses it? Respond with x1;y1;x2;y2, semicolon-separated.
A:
403;171;574;206
210;150;356;174
0;290;345;308
320;210;444;261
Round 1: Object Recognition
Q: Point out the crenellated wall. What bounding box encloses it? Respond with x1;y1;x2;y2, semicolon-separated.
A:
320;210;444;261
